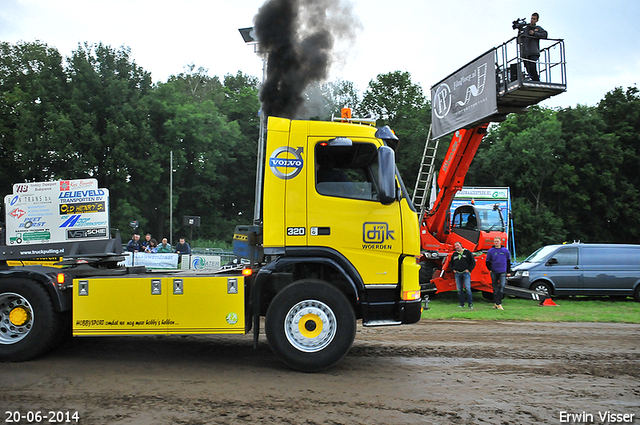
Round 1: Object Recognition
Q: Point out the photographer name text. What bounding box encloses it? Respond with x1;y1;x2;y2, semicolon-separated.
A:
559;411;635;423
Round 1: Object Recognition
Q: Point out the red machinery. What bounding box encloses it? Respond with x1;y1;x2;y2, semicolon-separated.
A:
418;124;505;295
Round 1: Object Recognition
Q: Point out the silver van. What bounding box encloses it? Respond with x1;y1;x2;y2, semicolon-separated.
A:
508;243;640;301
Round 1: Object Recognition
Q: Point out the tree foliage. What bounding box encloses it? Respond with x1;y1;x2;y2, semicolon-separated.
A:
0;41;259;244
359;71;431;192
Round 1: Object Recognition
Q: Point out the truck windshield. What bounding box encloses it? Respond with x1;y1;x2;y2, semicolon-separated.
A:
523;245;558;263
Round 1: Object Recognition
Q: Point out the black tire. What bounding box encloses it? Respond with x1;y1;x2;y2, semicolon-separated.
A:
482;291;494;301
0;279;62;361
419;262;435;286
265;279;356;372
531;281;552;296
634;286;640;303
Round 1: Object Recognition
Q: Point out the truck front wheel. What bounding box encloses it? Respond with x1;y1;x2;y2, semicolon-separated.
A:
0;279;61;361
265;279;356;372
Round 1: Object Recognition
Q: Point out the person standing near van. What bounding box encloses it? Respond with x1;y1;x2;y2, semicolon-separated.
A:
486;237;512;310
451;241;476;308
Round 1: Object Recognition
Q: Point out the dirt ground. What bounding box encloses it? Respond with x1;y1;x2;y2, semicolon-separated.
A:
1;320;639;425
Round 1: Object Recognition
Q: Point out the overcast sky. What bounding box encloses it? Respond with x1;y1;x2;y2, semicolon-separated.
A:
1;0;638;109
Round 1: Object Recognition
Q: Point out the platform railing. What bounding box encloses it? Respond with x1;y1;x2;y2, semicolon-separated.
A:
495;36;566;91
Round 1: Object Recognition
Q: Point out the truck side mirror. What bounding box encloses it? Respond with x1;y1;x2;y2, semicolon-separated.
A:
546;257;558;266
378;146;396;205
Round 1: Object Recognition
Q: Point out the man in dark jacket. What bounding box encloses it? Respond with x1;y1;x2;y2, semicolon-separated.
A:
520;12;547;81
126;234;142;252
174;238;191;255
450;241;476;308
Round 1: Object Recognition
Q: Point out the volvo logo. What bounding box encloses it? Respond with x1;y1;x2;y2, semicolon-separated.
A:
269;146;304;180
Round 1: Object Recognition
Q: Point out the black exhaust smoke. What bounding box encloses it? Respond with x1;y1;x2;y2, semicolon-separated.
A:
253;0;359;118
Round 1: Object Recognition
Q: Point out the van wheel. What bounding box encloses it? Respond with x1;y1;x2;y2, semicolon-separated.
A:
265;279;356;372
531;281;552;296
634;286;640;303
0;279;61;361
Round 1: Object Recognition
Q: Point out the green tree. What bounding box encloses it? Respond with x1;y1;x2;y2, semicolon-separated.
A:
467;107;570;253
359;71;431;193
65;43;157;235
550;87;640;244
150;68;250;243
0;41;69;194
220;72;261;229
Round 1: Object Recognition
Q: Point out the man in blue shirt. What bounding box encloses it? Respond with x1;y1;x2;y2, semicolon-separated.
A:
485;237;512;310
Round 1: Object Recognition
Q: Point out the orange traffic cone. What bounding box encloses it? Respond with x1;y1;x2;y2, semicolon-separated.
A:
540;297;558;306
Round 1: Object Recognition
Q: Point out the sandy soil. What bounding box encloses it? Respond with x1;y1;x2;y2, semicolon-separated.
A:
1;320;639;424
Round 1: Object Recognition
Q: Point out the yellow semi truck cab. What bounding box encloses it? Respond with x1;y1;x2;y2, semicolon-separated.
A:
247;117;422;370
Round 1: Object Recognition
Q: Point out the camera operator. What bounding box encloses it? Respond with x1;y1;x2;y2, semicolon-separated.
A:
515;13;548;81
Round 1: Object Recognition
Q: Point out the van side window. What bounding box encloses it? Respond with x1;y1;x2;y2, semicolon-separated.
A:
583;247;640;266
553;248;578;266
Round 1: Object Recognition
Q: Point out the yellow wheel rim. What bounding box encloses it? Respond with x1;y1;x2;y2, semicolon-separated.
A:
9;306;29;327
285;299;337;353
298;313;323;339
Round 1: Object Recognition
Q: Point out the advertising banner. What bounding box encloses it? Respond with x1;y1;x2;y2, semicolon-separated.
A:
4;179;109;245
121;252;179;269
12;179;98;195
431;50;498;139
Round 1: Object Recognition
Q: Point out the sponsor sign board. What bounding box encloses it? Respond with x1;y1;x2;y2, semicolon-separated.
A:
13;179;98;195
121;252;179;269
431;50;498;139
451;186;510;219
4;179;109;245
180;254;222;271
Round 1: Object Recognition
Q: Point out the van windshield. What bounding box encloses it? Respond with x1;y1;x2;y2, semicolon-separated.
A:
523;245;559;263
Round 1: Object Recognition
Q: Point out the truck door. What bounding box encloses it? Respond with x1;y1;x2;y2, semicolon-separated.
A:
306;139;402;285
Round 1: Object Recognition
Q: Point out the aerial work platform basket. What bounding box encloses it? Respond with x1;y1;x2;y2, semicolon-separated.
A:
496;36;567;108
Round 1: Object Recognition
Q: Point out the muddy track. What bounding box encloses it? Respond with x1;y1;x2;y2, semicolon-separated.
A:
2;320;639;424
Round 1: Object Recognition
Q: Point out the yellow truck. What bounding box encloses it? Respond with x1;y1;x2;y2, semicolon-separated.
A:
0;116;422;372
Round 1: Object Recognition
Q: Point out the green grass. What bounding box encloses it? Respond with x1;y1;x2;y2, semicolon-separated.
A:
421;291;640;323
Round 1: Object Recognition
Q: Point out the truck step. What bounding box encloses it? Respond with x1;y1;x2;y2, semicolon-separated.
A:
362;320;402;327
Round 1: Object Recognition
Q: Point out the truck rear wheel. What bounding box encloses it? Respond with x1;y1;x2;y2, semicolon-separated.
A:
0;279;61;361
265;279;356;372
